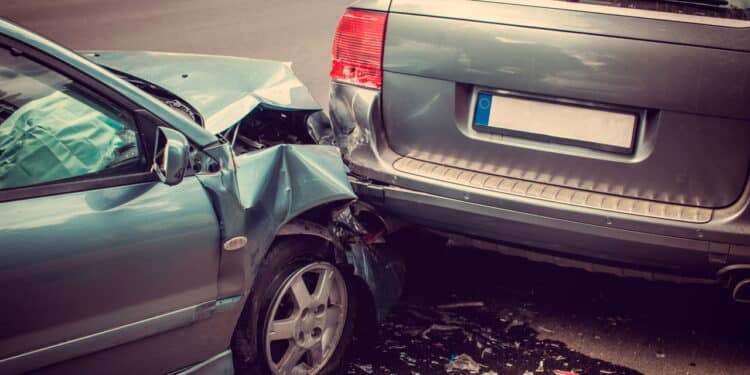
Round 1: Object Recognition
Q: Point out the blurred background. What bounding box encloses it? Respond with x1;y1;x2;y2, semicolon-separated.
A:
2;0;350;109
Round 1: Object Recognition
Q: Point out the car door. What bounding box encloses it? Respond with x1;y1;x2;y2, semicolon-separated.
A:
0;43;222;374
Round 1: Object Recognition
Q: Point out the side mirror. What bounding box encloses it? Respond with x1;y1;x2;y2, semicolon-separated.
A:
152;127;190;186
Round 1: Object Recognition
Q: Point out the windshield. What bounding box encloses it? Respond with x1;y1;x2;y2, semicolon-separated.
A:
559;0;750;20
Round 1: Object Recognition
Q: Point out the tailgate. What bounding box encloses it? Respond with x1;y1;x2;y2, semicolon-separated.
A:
381;0;750;209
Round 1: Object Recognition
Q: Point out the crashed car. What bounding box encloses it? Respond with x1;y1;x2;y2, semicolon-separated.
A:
0;19;402;375
328;0;750;302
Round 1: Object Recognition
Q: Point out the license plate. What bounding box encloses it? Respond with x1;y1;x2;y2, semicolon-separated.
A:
474;92;637;153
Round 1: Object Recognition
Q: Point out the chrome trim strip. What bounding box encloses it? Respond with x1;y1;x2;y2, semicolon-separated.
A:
479;0;750;28
0;302;211;374
393;157;713;223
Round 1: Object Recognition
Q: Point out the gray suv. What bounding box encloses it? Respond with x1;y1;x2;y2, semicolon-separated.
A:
328;0;750;302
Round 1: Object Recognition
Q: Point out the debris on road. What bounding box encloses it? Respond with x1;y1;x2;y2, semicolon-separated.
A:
438;301;485;309
445;353;486;373
421;324;461;340
480;347;492;358
536;359;545;372
352;363;374;374
345;302;643;375
538;326;555;333
342;234;745;375
505;319;525;332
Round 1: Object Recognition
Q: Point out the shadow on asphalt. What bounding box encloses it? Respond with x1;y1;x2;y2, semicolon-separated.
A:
345;231;750;375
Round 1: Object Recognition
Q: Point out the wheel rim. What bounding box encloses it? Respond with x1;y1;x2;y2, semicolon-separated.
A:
264;262;348;375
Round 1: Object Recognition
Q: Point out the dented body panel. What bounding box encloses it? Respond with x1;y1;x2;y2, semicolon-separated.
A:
197;143;356;300
82;51;321;134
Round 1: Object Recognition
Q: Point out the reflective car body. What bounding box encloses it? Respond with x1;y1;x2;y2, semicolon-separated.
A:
330;0;750;286
0;19;397;375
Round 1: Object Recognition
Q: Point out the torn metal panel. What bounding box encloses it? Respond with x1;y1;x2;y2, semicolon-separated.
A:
196;143;355;299
277;203;406;322
344;243;404;320
233;144;354;222
329;83;380;163
82;51;320;134
333;206;406;321
305;110;336;146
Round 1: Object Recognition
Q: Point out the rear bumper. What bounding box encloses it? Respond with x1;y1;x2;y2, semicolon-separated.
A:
329;82;750;278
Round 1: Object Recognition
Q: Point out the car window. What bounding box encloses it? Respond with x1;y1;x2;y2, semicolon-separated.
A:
0;48;141;190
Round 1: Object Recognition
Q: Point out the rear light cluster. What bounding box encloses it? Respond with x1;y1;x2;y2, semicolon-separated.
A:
330;9;387;90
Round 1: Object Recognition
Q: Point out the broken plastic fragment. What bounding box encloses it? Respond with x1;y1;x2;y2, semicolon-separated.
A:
438;301;485;309
538;326;555;333
421;324;460;340
553;371;580;375
505;319;525;332
353;363;374;374
536;359;545;372
480;347;492;358
445;353;486;374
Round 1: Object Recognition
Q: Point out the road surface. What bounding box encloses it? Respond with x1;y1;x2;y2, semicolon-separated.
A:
344;231;750;375
2;0;349;109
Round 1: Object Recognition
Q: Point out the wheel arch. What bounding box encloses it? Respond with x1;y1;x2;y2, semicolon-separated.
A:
232;201;381;373
272;202;381;335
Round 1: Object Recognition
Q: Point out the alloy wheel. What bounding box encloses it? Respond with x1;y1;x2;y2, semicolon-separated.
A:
264;262;348;375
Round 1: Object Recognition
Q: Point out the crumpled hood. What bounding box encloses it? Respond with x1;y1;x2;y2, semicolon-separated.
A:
81;51;320;134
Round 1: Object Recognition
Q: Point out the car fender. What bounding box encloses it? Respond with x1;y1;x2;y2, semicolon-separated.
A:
196;144;354;299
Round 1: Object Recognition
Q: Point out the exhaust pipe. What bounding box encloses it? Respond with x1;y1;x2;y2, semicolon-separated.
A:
732;278;750;304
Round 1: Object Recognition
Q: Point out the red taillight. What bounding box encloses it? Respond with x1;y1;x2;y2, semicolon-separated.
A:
330;9;387;90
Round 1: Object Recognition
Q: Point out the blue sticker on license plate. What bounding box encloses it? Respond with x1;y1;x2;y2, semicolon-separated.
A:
474;93;492;127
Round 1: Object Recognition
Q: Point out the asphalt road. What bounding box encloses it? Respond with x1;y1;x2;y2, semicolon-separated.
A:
2;0;349;110
344;231;750;375
4;2;750;375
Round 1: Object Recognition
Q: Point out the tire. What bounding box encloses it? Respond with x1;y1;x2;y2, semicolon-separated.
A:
232;237;357;375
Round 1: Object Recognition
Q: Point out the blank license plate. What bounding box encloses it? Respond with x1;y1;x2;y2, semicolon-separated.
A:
474;93;636;152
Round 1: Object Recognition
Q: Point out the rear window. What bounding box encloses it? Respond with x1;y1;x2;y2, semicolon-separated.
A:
559;0;749;20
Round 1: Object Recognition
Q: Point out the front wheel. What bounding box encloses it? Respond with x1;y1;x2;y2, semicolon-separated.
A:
232;238;357;375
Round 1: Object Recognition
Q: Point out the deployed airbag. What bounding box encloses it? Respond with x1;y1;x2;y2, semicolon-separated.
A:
0;91;132;190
